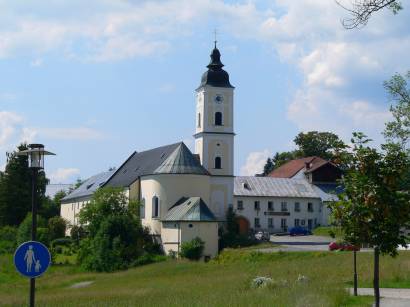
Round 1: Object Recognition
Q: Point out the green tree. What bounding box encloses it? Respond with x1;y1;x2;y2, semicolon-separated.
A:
17;213;49;245
262;131;346;175
0;144;48;226
336;0;403;29
77;187;151;272
294;131;347;161
48;216;67;241
330;132;410;307
383;71;410;147
0;226;17;253
263;158;274;176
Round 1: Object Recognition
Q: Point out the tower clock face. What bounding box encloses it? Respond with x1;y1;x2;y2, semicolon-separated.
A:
214;95;224;104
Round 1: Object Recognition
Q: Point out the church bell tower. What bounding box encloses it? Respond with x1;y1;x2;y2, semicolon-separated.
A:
194;43;235;220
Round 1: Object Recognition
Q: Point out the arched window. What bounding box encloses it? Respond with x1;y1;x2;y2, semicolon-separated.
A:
215;156;222;169
215;112;223;126
197;113;201;128
140;198;145;219
152;196;159;218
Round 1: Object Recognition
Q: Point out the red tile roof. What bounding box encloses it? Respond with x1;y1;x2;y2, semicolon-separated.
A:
268;156;328;178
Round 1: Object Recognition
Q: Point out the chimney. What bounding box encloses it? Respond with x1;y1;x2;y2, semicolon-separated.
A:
305;162;311;170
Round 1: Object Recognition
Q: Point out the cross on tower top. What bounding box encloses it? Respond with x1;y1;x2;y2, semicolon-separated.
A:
214;29;218;48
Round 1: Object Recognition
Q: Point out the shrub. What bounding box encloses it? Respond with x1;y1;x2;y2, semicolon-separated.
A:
180;237;205;260
48;216;67;241
78;214;145;272
77;188;162;272
17;213;47;245
132;253;167;267
70;225;86;244
0;226;17;253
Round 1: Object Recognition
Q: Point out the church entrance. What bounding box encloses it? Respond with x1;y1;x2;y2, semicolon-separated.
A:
236;216;250;235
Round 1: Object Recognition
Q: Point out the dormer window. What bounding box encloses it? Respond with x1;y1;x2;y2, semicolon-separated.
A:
215;112;223;126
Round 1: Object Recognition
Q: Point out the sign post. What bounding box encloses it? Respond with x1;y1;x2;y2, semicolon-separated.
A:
15;144;55;306
14;241;51;279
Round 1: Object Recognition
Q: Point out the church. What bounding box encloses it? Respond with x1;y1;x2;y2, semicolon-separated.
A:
62;43;235;259
60;43;336;259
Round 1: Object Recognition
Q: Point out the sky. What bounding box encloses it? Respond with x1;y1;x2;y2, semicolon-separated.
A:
0;0;409;183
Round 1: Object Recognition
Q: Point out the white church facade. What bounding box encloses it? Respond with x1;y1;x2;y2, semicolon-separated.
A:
60;44;335;258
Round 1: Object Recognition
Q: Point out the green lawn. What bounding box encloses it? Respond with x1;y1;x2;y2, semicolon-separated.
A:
2;250;410;306
313;226;344;239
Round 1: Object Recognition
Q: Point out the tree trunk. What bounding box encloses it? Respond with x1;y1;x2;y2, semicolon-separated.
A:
373;247;380;307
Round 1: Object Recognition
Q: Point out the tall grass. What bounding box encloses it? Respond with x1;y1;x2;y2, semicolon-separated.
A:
2;250;409;306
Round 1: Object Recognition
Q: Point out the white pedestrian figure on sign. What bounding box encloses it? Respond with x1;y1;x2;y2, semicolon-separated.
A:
24;245;36;272
35;260;41;272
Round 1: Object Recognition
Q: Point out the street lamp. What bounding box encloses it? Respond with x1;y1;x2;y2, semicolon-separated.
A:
17;144;55;307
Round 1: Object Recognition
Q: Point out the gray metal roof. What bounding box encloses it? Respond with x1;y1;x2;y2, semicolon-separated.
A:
62;170;115;203
46;184;73;199
104;142;181;188
312;184;341;202
163;197;216;222
234;176;320;198
154;143;209;175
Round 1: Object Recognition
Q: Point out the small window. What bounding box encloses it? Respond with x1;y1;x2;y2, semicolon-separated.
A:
215;112;223;126
281;218;287;231
237;200;243;210
189;224;193;228
308;202;314;212
268;218;273;228
294;219;300;227
268;201;274;211
254;201;260;210
254;218;260;228
301;219;306;226
215;157;222;169
152;196;159;218
197;113;201;128
281;202;288;212
140;198;145;219
294;202;300;212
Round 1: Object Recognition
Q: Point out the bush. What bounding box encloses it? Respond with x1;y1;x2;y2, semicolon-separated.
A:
70;225;86;244
77;188;163;272
180;237;205;260
17;213;47;245
132;253;167;267
78;214;145;272
0;226;17;253
48;216;67;241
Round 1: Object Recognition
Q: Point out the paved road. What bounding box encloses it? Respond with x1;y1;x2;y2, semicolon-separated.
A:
258;235;374;252
259;235;332;252
349;288;410;306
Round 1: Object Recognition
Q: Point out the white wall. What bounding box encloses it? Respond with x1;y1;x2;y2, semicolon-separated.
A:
60;199;90;235
140;174;211;235
233;196;328;233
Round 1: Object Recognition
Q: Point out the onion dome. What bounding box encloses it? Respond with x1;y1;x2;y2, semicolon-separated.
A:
198;44;234;89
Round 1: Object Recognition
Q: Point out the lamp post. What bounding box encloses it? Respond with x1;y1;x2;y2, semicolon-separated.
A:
17;144;55;307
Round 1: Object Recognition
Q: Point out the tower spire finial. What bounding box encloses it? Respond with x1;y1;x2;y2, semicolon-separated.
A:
213;29;217;48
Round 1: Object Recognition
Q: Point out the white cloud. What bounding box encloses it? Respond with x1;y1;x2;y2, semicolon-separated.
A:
49;168;80;183
159;83;176;93
30;58;43;67
240;149;270;176
0;111;23;148
37;127;104;140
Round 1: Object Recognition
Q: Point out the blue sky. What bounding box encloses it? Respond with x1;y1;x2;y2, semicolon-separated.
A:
0;0;409;183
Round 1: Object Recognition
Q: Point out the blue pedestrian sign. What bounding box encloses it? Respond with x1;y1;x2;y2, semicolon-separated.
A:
14;241;51;278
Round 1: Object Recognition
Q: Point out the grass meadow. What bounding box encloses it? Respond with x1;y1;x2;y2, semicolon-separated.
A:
1;249;410;306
